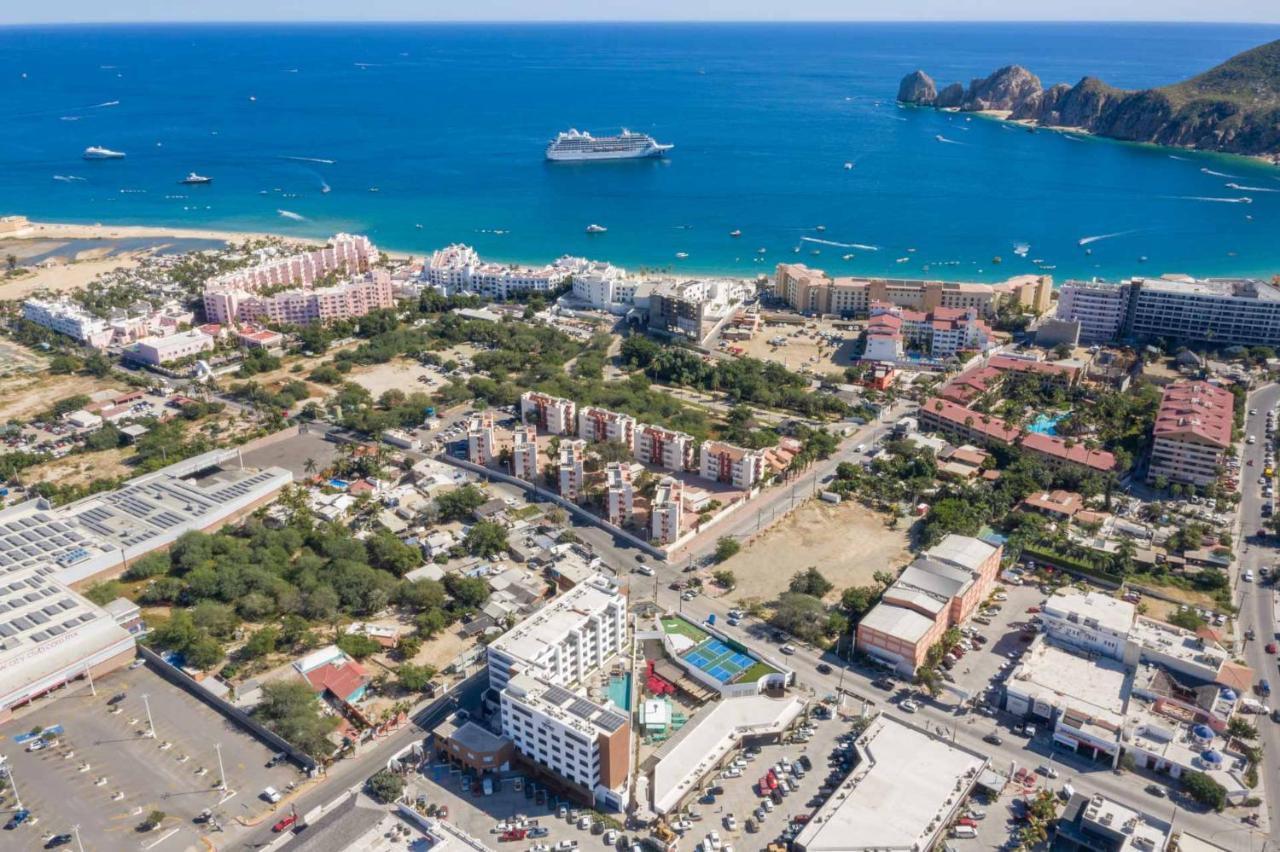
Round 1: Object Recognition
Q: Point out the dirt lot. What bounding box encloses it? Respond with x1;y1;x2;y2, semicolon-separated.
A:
0;369;120;421
722;499;912;603
0;242;146;299
24;446;135;486
726;317;860;374
350;357;448;398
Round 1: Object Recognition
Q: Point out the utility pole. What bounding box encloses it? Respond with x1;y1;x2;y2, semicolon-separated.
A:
72;825;85;852
141;693;156;739
84;660;96;697
8;761;22;810
215;742;227;794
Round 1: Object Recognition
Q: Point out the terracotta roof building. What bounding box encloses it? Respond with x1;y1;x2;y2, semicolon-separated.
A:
1148;381;1235;488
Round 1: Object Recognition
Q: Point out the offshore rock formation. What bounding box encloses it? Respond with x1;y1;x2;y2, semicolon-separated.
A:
897;39;1280;157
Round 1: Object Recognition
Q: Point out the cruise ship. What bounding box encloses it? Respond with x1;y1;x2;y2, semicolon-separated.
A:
83;146;126;160
545;129;672;162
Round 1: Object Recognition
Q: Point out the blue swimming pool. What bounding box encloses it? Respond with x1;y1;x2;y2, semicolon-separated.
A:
1027;412;1068;436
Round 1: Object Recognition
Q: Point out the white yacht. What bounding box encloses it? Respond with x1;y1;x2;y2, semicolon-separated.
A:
83;146;125;160
179;173;212;185
546;129;672;162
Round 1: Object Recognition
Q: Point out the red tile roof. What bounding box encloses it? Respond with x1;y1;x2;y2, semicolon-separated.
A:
304;659;369;700
922;398;1021;444
1019;432;1117;472
987;355;1080;381
1152;381;1234;450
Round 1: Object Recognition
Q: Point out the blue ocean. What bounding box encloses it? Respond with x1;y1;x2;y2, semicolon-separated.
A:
1;22;1279;282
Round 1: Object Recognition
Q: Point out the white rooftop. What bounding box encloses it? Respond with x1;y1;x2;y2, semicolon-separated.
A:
859;602;938;643
651;693;804;814
1077;793;1172;852
1043;589;1135;636
487;573;622;664
1010;639;1130;728
793;715;986;851
925;533;996;573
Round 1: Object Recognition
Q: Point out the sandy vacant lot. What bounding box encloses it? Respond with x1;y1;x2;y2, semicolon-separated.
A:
723;499;911;603
729;318;860;374
0;370;120;422
0;243;146;299
24;447;135;487
350;358;447;398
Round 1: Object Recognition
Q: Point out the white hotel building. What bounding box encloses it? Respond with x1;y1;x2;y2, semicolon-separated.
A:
558;439;587;503
651;476;684;545
511;425;539;482
500;672;632;811
486;574;627;693
467;412;496;466
422;244;573;300
22;298;113;348
604;463;634;527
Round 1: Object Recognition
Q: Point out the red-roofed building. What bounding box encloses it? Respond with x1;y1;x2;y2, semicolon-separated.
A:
1019;432;1117;474
863;303;994;362
986;355;1081;387
1148;381;1235;487
303;658;369;703
919;398;1021;446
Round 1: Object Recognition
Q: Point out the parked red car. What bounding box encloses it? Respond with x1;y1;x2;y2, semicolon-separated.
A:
1026;606;1040;614
793;814;811;825
1267;643;1278;655
957;817;978;828
500;829;528;842
272;815;297;833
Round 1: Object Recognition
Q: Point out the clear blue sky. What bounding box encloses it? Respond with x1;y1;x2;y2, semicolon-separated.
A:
3;1;1278;24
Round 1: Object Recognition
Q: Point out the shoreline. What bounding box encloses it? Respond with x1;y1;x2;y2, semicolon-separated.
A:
4;215;1279;291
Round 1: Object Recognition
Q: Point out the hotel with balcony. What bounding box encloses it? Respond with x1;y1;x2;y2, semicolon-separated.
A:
510;425;539;482
1147;381;1234;489
698;440;767;489
521;391;577;436
636;424;695;472
651;476;685;545
577;406;637;449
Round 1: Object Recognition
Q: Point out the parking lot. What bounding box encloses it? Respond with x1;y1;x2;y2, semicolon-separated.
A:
0;663;303;850
407;763;629;851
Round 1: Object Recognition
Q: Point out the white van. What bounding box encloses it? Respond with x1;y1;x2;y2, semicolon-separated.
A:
950;825;977;839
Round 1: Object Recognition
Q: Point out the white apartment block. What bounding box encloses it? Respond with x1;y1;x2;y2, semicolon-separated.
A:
467;412;496;466
511;426;540;482
568;259;635;310
577;406;637;449
699;440;767;489
422;244;572;300
636;424;694;472
126;329;215;366
499;672;631;810
604;463;634;526
558;440;587;503
1056;280;1132;344
651;476;684;545
521;392;577;436
1039;590;1134;662
1128;276;1280;348
486;574;627;692
22;298;113;348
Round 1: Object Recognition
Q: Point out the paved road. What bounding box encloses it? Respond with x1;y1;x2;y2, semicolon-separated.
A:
236;672;487;849
1232;382;1280;847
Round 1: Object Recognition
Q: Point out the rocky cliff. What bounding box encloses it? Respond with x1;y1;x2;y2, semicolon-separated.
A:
896;39;1280;157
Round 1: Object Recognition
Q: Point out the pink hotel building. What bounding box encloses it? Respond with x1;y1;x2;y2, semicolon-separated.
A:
202;234;394;326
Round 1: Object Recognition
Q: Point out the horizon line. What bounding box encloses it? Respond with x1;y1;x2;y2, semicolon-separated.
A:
2;18;1279;26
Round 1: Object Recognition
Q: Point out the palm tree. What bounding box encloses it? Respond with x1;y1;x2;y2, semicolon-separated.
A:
303;457;318;476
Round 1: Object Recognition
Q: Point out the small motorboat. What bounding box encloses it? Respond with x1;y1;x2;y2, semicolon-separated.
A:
179;173;212;185
585;223;607;234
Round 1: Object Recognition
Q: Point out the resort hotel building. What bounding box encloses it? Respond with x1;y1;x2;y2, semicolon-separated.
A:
421;244;574;300
774;263;1052;318
499;672;632;810
1147;381;1235;489
520;391;577;436
22;298;114;348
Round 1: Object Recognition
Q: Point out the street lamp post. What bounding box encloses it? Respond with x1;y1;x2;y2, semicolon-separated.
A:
215;742;227;794
72;824;85;852
141;693;156;739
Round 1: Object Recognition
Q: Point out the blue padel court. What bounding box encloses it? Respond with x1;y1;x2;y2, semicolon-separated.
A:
682;638;755;683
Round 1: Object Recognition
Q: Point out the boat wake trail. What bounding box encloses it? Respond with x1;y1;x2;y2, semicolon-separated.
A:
1200;167;1237;178
1077;229;1139;246
277;209;307;221
935;134;963;145
52;175;86;182
1226;183;1279;193
800;236;880;251
91;100;120;108
1174;196;1253;204
282;156;336;165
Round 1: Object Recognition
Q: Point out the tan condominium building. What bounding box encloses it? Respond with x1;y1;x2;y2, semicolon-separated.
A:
511;425;540;481
651;476;685;544
605;462;635;526
521;391;577;436
699;440;767;489
636;424;696;472
577;406;637;449
1148;381;1234;488
774;263;1051;318
558;439;587;502
467;412;496;466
